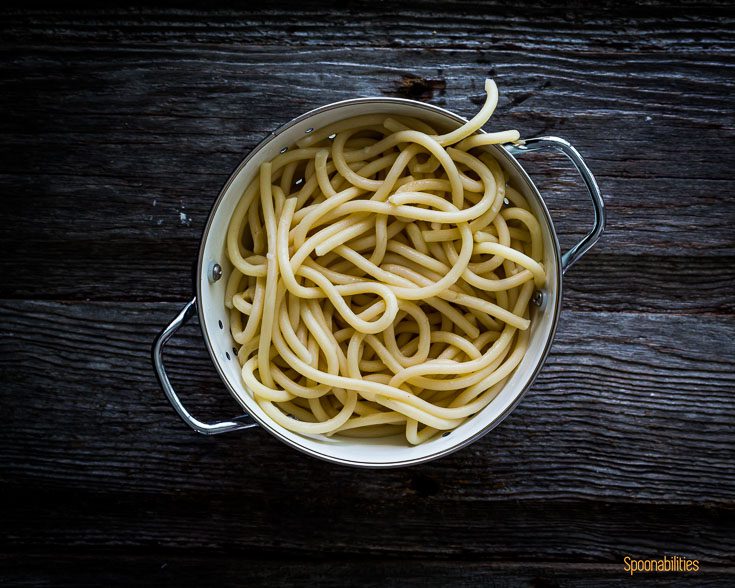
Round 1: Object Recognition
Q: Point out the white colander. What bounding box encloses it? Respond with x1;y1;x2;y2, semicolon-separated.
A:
152;97;605;468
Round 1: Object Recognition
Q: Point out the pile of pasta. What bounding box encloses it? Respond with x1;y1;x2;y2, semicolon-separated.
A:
225;80;545;445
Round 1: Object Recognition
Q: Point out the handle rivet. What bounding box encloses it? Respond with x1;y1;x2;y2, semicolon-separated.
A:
209;263;223;283
532;290;545;307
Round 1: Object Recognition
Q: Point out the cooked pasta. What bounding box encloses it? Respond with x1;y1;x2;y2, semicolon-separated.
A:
224;79;545;445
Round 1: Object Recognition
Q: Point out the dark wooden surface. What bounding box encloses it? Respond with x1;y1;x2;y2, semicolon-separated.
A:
1;2;734;586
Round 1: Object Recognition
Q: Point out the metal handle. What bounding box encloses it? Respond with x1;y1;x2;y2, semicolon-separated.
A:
151;297;257;435
507;136;605;273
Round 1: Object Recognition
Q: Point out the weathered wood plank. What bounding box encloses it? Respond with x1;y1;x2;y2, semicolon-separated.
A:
1;486;734;562
1;554;733;588
1;300;733;506
0;48;733;256
561;255;735;314
1;2;734;52
3;241;733;315
1;162;733;254
2;30;734;305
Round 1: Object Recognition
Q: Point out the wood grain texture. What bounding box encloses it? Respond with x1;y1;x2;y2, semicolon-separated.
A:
2;2;734;51
2;554;733;588
1;38;733;310
3;248;734;315
4;487;734;562
1;300;733;507
1;1;734;585
0;49;732;253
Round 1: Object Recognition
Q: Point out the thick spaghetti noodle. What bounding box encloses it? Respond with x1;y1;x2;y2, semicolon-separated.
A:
225;80;545;445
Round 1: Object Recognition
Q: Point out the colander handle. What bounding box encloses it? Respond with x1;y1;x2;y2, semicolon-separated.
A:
506;136;605;273
152;297;257;435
